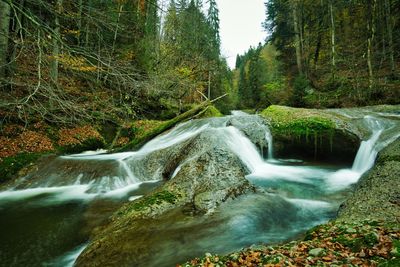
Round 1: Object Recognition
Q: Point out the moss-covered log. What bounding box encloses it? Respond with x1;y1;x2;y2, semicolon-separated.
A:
120;101;213;151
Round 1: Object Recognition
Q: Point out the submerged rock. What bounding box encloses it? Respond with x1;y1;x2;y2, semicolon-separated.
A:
75;128;254;267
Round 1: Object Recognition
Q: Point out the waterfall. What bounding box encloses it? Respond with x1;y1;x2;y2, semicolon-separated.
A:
223;126;265;173
265;129;274;160
327;115;393;191
351;133;382;173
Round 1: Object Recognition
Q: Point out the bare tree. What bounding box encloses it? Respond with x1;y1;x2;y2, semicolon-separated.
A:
0;0;11;79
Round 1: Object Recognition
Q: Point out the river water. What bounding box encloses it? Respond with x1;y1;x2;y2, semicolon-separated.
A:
0;109;398;266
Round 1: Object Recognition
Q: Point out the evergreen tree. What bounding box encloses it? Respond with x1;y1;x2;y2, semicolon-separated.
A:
207;0;221;59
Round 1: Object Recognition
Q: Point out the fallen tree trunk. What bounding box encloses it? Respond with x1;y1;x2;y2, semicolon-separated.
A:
119;98;223;152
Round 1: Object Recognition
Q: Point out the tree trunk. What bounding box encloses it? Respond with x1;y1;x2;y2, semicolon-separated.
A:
0;0;11;79
329;0;336;80
367;0;376;89
9;0;25;75
77;0;83;45
292;1;303;75
50;0;63;84
384;0;395;76
84;0;91;47
314;0;324;70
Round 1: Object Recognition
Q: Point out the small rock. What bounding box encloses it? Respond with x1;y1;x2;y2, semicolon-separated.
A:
346;227;357;233
309;248;324;257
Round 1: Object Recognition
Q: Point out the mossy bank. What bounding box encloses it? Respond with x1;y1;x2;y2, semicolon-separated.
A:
260;105;361;162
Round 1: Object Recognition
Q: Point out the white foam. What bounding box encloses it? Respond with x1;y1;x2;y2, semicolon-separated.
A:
102;182;143;198
0;185;95;203
61;151;136;161
285;198;332;209
231;110;249;116
49;243;88;267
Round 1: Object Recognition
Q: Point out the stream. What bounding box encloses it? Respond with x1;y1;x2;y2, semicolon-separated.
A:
0;109;399;266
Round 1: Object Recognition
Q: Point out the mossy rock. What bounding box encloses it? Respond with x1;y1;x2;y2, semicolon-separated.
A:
260;105;359;162
0;153;44;183
261;105;336;137
116;190;179;217
338;139;400;223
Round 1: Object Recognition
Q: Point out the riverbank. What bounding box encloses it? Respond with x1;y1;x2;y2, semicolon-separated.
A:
0;103;219;184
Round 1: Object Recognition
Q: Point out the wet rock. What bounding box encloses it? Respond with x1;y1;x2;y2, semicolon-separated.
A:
75;128;254;267
309;247;324;257
227;115;271;153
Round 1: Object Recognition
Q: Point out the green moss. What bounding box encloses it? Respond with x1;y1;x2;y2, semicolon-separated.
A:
196;105;223;118
117;190;179;216
333;236;366;252
261;105;336;137
378;258;400;267
129;120;165;140
0;153;43;183
392;240;400;257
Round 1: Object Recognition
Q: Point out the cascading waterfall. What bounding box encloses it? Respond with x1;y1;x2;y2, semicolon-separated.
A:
327;115;395;191
351;116;384;173
1;110;398;267
265;129;274;160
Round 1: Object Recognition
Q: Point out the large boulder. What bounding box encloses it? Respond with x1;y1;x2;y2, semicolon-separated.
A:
261;105;362;163
75;128;254;267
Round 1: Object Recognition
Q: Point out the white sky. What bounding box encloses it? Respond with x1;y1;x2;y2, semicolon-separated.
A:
216;0;267;69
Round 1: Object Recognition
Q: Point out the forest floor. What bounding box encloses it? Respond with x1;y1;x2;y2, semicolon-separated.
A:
179;220;400;267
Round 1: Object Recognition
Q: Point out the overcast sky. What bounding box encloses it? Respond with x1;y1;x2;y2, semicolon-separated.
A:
216;0;267;69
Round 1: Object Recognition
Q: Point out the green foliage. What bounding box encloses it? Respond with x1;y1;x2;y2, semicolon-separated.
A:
0;153;43;183
291;75;310;107
260;80;288;105
158;0;228;108
235;44;286;109
197;105;223;118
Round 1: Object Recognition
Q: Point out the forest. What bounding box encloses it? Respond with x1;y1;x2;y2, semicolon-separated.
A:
1;1;400;267
0;0;399;126
237;0;400;109
0;0;230;125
